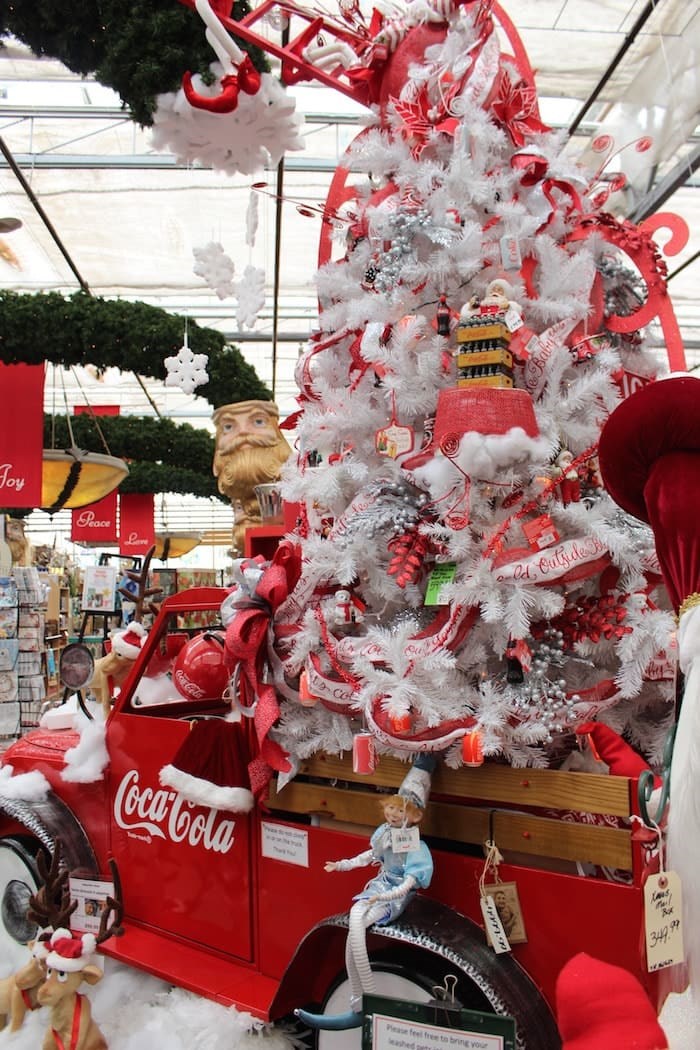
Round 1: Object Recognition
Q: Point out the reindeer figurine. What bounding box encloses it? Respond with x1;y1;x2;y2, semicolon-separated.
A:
0;840;76;1033
36;860;124;1050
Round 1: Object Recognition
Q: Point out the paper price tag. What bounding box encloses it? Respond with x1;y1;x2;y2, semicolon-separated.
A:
644;871;685;972
504;306;523;333
480;895;511;954
391;826;420;853
424;563;457;606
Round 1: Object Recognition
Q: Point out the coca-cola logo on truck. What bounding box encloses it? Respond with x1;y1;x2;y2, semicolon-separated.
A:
113;770;236;853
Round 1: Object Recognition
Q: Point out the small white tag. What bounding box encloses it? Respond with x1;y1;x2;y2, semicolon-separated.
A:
644;870;685;971
391;826;420;853
504;306;523;332
480;895;511;954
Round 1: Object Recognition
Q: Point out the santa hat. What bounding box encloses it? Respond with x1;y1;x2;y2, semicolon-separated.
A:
556;953;668;1050
159;719;254;813
111;621;148;660
45;928;98;973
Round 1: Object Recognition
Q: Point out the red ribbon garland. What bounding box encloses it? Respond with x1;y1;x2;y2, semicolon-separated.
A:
224;541;302;798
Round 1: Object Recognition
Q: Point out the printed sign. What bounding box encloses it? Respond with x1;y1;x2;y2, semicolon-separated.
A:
81;564;118;613
261;821;309;867
69;876;115;935
363;995;515;1050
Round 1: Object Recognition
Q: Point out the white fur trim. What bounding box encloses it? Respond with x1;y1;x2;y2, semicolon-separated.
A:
159;764;254;813
112;622;148;660
46;949;96;972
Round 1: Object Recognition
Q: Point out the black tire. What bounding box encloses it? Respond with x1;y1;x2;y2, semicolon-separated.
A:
292;905;561;1050
0;836;42;976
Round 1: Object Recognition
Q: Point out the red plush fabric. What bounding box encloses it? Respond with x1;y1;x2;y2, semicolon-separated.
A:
644;450;700;612
556;952;668;1049
599;375;700;611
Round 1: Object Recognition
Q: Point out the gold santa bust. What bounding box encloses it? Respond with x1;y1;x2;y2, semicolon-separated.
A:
212;400;292;554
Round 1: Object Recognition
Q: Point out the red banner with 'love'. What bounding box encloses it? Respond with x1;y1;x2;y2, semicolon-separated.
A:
119;493;155;556
0;364;45;507
70;406;120;543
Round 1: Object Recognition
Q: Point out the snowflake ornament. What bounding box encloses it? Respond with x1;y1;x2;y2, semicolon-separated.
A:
193;241;236;299
235;265;266;329
151;68;305;176
164;337;209;395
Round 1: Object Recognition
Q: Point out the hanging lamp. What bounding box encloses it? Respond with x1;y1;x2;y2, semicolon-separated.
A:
42;367;129;513
153;531;202;560
153;494;201;560
41;447;129;512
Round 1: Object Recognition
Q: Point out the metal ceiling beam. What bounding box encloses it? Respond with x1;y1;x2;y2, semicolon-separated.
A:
0;152;339;172
0;133;90;292
568;0;666;136
628;142;700;222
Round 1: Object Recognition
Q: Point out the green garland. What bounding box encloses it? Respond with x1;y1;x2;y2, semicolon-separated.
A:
1;414;226;516
0;0;269;127
0;290;271;409
45;414;220;493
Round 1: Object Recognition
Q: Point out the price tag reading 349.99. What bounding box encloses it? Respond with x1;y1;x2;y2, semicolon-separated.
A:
644;870;685;972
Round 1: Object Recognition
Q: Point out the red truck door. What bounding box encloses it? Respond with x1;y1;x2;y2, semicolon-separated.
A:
107;709;254;962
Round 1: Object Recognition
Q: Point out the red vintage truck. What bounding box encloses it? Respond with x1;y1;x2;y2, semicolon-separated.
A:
0;585;661;1048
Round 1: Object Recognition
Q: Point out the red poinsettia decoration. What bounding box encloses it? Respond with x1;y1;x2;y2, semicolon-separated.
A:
490;70;550;148
391;91;459;158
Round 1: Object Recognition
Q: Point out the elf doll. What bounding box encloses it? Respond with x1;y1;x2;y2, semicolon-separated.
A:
324;793;433;1014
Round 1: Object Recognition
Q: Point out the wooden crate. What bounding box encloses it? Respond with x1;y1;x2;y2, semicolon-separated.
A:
267;753;634;872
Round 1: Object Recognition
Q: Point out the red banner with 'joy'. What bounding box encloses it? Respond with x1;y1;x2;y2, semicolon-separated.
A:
71;406;120;543
119;493;155;556
0;364;45;508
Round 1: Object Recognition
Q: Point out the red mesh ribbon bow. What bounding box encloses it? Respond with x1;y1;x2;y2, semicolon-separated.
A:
224;540;302;798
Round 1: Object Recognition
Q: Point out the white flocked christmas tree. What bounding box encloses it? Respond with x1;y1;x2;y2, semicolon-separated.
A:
211;0;682;783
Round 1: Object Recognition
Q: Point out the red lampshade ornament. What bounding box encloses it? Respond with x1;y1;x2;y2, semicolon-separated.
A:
598;373;700;991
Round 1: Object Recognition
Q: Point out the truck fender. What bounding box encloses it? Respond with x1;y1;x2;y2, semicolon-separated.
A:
271;896;561;1049
0;789;98;873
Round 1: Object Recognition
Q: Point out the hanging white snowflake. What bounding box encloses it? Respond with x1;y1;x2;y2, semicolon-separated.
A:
235;265;266;329
164;337;209;395
193;241;236;299
151;68;305;176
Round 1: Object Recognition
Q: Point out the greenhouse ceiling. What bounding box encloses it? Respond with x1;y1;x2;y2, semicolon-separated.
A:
0;0;698;556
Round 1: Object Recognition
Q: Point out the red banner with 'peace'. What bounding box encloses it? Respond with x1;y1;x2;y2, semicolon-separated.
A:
70;405;120;543
0;364;45;508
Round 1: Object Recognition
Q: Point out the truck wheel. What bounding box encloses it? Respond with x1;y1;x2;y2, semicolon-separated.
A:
0;837;41;975
316;955;436;1050
314;945;560;1050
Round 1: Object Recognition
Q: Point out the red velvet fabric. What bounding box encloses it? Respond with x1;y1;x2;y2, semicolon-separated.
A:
644;451;700;611
599;376;700;524
599;375;700;610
